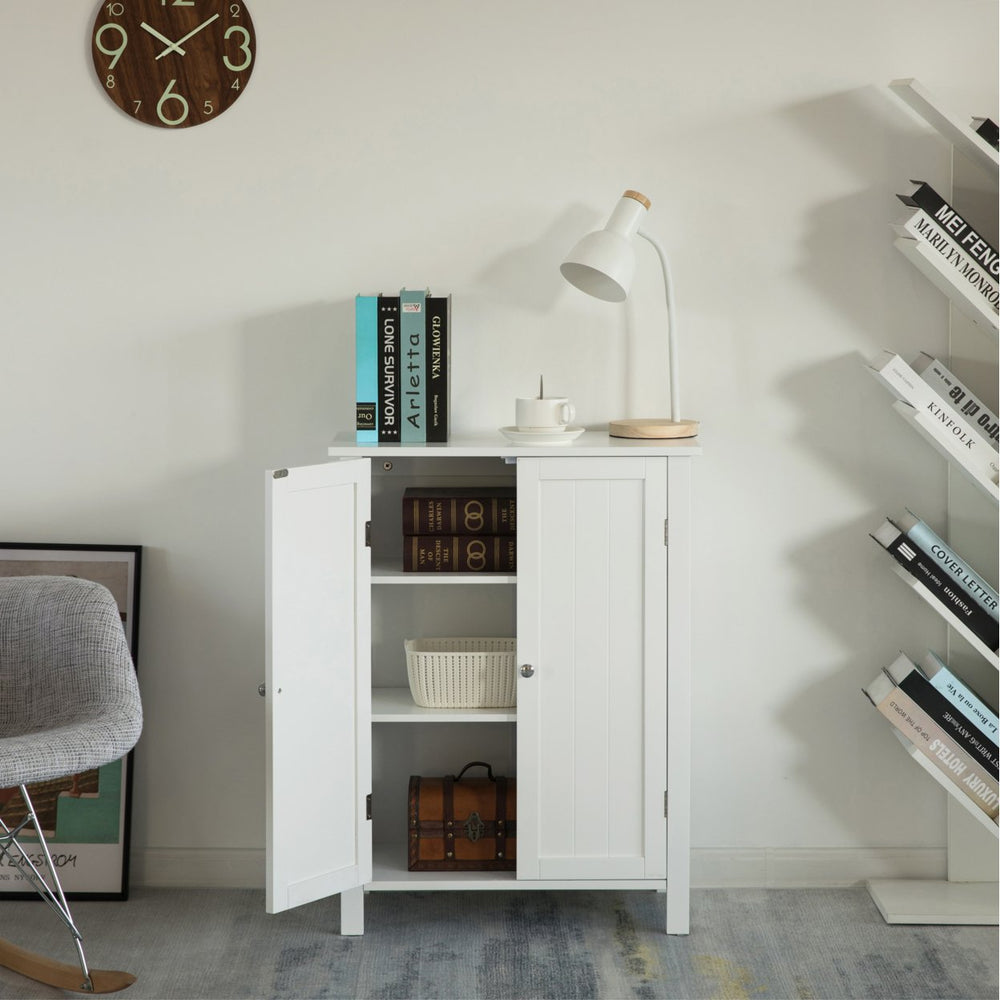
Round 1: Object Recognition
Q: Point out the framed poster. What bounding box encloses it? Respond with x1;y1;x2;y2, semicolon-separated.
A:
0;543;141;900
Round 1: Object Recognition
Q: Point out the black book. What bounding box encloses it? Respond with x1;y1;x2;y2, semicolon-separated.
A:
884;654;998;778
425;295;450;443
871;518;999;652
972;116;999;150
378;295;400;443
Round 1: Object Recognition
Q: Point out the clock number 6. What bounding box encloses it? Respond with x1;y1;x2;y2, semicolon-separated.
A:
95;23;128;70
157;80;189;126
223;25;252;72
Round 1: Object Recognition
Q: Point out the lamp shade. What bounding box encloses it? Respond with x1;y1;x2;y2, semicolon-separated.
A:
560;230;635;302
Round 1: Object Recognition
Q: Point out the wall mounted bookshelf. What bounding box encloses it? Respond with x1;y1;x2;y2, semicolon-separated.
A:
867;78;999;926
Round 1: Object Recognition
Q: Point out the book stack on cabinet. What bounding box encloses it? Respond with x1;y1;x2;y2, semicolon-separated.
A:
355;290;451;444
864;79;999;926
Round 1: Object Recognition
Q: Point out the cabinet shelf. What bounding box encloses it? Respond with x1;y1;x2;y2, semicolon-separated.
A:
372;563;516;585
368;843;660;892
372;687;516;723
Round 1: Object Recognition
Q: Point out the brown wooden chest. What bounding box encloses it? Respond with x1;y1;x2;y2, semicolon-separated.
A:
407;762;516;871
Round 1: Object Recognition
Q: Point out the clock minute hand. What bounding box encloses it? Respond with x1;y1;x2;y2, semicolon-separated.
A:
155;13;222;59
140;21;186;57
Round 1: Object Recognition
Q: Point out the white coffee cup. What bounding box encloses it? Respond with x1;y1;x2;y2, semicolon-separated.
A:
515;396;576;431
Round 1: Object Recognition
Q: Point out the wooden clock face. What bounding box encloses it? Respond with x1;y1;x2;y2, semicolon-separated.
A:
92;0;255;128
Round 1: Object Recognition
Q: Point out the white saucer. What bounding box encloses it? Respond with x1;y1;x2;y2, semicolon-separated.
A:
500;426;585;445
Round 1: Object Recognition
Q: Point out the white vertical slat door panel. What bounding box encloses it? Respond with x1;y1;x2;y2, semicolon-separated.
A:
517;456;664;882
265;460;372;914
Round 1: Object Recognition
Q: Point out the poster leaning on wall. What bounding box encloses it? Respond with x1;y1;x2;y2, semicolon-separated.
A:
0;543;142;900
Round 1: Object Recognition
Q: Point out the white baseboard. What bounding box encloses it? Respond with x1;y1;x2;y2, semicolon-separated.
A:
690;847;947;888
130;847;949;891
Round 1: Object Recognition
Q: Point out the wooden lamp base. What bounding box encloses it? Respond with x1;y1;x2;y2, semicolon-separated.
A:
609;417;699;439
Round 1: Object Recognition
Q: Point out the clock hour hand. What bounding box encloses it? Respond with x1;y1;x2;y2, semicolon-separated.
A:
156;13;221;59
140;21;186;57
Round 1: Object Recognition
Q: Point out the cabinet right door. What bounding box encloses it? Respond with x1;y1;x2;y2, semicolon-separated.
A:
516;456;667;880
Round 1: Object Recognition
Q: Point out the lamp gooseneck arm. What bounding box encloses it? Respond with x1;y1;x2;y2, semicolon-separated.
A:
637;228;680;423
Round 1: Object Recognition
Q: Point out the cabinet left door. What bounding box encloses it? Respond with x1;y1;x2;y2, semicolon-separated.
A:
265;460;372;914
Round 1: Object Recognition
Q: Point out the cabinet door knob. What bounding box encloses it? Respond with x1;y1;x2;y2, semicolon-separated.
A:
257;683;266;697
520;664;534;678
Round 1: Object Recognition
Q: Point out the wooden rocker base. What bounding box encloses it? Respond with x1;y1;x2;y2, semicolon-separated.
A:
0;938;136;994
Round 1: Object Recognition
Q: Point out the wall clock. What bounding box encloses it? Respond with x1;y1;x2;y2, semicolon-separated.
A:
91;0;255;128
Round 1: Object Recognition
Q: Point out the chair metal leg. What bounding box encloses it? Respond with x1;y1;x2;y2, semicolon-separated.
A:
0;785;94;992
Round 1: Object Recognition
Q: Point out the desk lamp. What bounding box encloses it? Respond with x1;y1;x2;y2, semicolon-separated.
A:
560;189;698;438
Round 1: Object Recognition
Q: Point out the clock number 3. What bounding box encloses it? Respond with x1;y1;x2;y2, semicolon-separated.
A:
223;25;252;72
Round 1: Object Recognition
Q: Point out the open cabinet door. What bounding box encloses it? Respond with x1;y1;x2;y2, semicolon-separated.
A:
265;460;372;914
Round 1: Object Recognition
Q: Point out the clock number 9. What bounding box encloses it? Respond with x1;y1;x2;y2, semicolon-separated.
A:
157;79;189;126
223;25;252;72
95;23;128;70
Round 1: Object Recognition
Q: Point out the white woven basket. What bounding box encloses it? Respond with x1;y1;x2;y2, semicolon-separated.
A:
404;637;516;708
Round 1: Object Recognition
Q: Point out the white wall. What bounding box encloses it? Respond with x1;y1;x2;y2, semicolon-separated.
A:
2;0;997;888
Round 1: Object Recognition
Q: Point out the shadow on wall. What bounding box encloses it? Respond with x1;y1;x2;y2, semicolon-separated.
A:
782;85;952;339
769;85;958;844
775;355;951;840
242;299;355;469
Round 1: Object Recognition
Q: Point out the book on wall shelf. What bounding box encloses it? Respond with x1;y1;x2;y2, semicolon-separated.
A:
972;117;999;150
863;663;999;825
921;650;999;744
891;399;1000;501
883;653;998;779
892;510;999;620
910;352;999;449
867;351;1000;472
871;517;1000;664
355;290;451;443
894;236;999;334
892;181;1000;329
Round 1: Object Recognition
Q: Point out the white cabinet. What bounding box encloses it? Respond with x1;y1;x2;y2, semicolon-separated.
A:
264;433;699;935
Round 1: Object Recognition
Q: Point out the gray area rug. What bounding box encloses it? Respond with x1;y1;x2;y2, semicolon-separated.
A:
0;887;996;999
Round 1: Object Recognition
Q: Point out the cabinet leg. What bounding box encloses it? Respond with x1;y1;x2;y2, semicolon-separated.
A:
340;886;364;935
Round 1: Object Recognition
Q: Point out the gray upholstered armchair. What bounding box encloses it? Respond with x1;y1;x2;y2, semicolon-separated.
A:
0;576;143;994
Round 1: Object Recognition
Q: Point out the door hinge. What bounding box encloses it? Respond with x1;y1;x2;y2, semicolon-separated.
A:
366;794;372;820
365;521;372;547
273;468;289;479
664;519;668;546
664;791;668;818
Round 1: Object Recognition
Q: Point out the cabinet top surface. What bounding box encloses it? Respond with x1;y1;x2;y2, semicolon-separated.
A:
328;431;702;458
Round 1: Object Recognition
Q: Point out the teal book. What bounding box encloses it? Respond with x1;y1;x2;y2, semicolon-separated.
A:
355;294;378;443
921;650;999;745
400;288;426;442
425;294;450;442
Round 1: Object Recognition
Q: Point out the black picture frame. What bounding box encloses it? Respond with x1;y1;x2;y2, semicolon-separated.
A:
0;543;142;900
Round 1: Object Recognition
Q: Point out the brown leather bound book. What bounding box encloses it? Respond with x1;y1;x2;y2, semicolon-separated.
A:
402;487;517;535
403;535;516;572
